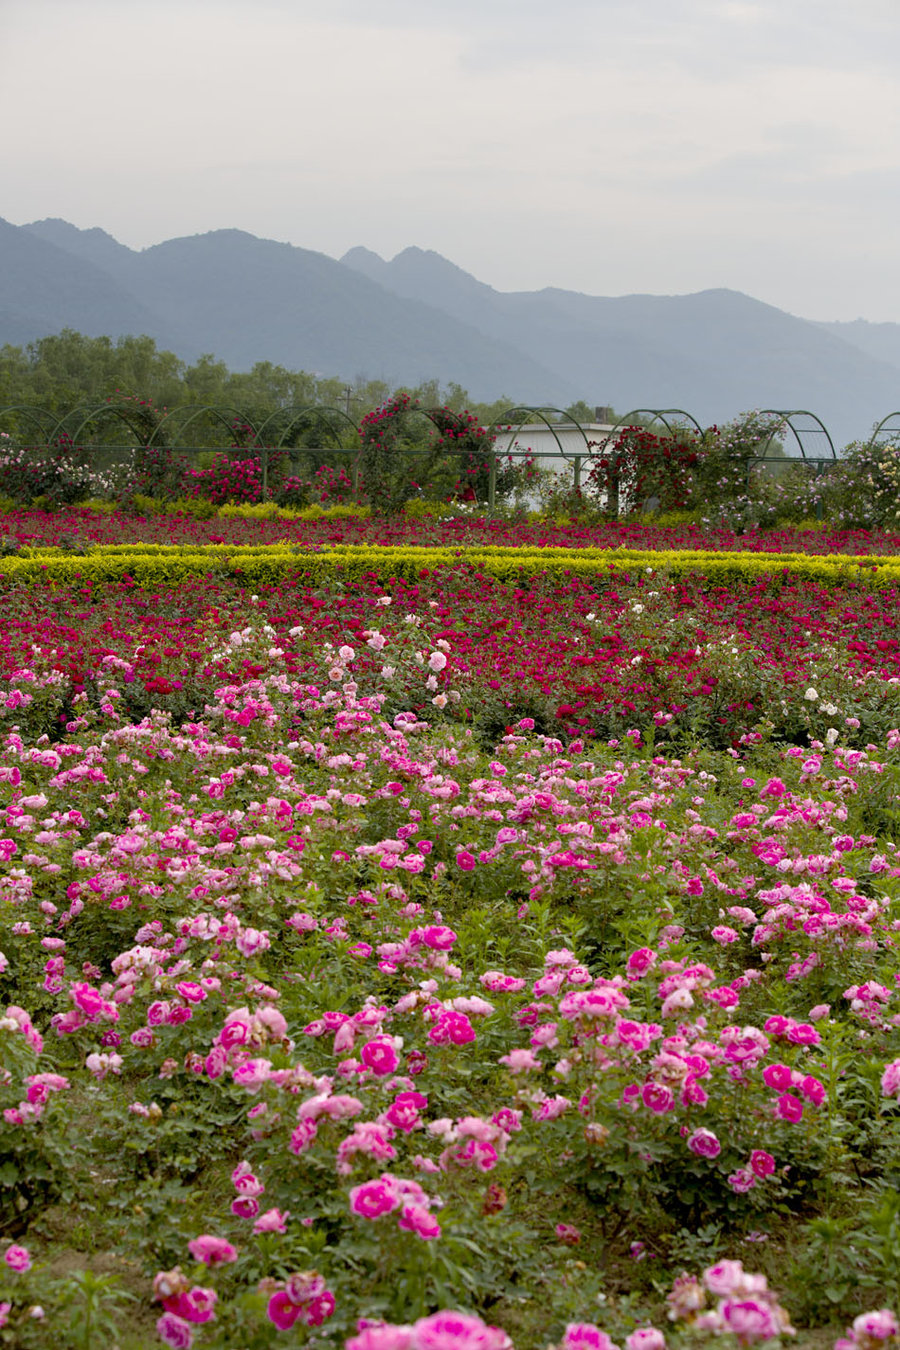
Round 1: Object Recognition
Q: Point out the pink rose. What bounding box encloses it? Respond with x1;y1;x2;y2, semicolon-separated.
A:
4;1244;31;1273
349;1177;400;1219
882;1059;900;1098
761;1063;793;1092
428;1010;476;1047
775;1093;804;1123
749;1150;775;1179
231;1197;260;1219
687;1128;721;1159
347;1327;414;1350
641;1082;674;1114
415;1311;509;1350
267;1290;301;1330
721;1299;778;1343
360;1037;400;1077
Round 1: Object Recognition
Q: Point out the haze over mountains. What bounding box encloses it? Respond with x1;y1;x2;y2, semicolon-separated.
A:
2;216;900;446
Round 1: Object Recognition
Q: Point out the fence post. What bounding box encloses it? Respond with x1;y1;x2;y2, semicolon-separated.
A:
351;454;359;500
488;448;497;515
573;455;582;494
261;445;269;500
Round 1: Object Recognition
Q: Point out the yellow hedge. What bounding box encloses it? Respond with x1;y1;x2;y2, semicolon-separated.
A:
1;544;899;588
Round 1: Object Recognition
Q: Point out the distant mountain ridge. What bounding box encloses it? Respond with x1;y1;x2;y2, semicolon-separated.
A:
2;217;899;444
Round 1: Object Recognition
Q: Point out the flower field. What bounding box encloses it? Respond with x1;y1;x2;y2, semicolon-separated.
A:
2;513;900;1350
2;505;900;554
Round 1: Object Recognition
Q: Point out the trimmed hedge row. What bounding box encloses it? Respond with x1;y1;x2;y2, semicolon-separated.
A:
9;541;900;565
1;545;899;588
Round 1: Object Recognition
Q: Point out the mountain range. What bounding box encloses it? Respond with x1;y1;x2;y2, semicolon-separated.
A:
3;216;900;446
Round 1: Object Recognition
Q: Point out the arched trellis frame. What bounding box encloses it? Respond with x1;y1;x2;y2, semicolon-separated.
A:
62;401;171;454
359;401;498;511
754;410;837;461
585;409;704;516
145;404;261;448
255;405;360;449
866;412;900;451
486;407;595;503
488;407;593;461
254;404;363;495
0;405;71;444
592;408;704;455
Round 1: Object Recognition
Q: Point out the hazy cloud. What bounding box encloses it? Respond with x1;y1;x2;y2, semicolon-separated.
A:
2;0;899;319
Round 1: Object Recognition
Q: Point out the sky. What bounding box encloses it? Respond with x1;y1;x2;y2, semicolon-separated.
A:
2;0;899;322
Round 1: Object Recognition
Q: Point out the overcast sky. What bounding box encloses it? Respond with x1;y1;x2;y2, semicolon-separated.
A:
3;0;899;321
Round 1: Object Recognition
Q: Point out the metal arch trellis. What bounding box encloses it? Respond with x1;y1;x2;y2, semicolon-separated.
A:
592;408;704;456
487;407;595;463
866;412;900;451
146;404;262;448
261;405;360;449
577;409;704;516
754;410;837;462
64;401;170;450
0;405;71;443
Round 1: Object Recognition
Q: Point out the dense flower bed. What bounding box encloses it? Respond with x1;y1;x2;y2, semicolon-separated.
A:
0;567;899;750
3;505;900;555
2;551;900;1348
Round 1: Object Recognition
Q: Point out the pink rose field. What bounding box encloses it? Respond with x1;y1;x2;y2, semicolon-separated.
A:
3;509;900;1350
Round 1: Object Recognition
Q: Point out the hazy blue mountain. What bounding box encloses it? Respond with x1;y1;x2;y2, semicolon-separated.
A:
23;217;136;277
0;217;178;349
12;221;575;403
4;217;899;445
341;246;900;446
817;319;900;375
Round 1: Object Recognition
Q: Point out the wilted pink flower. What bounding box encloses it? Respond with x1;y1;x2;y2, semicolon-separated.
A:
625;1330;665;1350
187;1235;237;1265
253;1208;289;1234
851;1309;899;1343
397;1204;441;1240
881;1059;900;1098
561;1323;620;1350
721;1298;779;1344
156;1311;194;1348
414;1310;510;1350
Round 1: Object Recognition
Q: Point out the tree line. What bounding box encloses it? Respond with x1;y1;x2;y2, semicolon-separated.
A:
0;330;599;439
